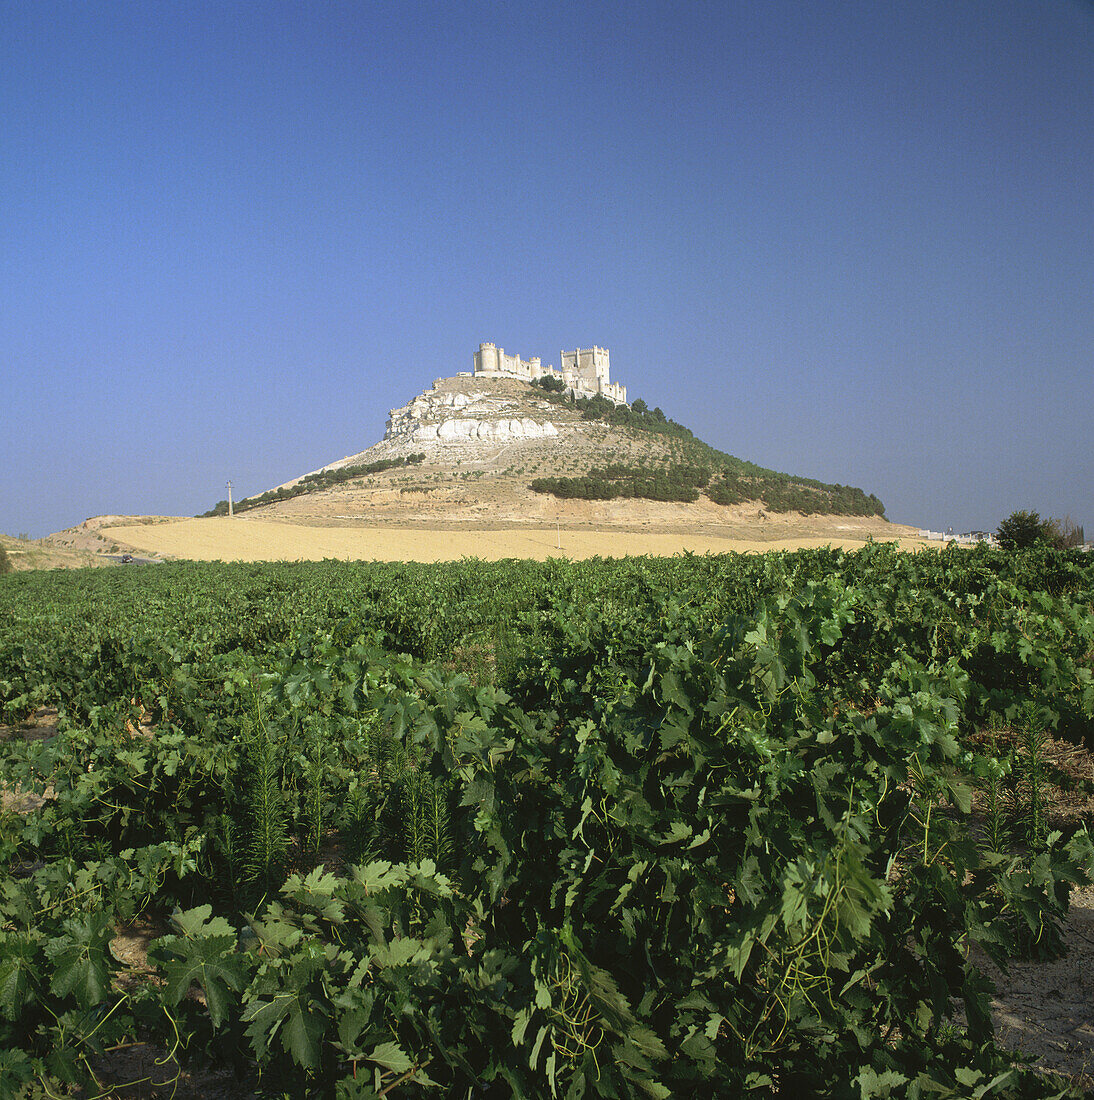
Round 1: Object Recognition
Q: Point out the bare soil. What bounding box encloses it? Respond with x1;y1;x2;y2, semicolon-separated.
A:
0;705;57;813
975;885;1094;1085
964;728;1094;1087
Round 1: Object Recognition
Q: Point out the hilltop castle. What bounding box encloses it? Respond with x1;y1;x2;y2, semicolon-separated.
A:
472;342;627;405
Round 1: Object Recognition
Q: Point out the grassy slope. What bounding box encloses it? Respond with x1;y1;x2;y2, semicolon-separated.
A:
529;388;885;517
0;533;104;571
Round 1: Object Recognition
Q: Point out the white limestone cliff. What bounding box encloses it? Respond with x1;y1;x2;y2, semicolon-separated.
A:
384;384;558;446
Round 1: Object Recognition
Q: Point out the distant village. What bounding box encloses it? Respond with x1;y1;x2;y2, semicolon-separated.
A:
917;528;1091;550
917;528;995;545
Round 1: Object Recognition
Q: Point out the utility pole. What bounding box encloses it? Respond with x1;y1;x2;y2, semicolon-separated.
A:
556;517;561;550
226;480;234;518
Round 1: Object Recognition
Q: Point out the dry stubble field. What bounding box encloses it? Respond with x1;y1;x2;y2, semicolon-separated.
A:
106;515;936;563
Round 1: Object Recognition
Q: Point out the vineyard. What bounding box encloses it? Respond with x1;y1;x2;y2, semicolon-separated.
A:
0;545;1093;1098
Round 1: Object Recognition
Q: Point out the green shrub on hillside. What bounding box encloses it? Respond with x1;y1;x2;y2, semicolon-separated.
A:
532;383;885;516
530;460;885;517
531;467;701;503
200;454;426;517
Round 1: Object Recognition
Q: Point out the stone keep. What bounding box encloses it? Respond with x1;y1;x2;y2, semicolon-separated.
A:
472;342;627;404
561;345;611;396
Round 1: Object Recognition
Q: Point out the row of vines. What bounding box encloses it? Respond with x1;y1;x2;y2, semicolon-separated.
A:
0;545;1093;1097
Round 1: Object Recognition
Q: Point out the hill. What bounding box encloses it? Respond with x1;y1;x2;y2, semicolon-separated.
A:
26;374;918;567
197;373;894;536
0;529;110;572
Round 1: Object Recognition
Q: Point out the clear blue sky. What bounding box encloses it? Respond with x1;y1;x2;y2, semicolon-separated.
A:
3;1;1092;538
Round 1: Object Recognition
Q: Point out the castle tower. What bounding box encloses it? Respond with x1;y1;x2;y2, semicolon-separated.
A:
560;346;611;394
473;342;502;374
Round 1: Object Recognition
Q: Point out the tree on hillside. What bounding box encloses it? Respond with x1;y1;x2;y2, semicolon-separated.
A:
0;546;12;575
995;510;1057;550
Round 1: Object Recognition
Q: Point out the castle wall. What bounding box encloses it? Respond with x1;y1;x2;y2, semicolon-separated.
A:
473;343;544;380
474;341;626;405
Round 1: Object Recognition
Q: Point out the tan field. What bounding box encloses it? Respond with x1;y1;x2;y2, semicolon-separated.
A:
106;516;937;563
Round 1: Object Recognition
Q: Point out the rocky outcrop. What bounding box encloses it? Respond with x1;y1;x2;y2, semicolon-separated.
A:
384;383;558;446
419;418;558;443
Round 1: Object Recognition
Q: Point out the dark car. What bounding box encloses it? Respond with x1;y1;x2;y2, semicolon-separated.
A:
119;554;134;564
